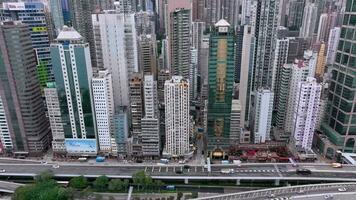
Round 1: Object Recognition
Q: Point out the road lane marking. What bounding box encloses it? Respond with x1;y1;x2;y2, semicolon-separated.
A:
274;164;283;177
166;167;168;172
159;167;161;172
151;167;154;173
195;166;197;172
144;167;147;172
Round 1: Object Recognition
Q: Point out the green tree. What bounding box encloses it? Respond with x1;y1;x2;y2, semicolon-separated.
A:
123;179;129;191
132;171;147;191
108;179;123;191
13;180;71;200
154;180;164;192
69;176;88;190
35;170;54;183
93;175;109;192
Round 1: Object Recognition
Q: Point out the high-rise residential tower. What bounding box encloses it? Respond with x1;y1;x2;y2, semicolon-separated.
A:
299;2;318;38
169;8;191;79
253;89;274;144
164;76;190;156
253;0;279;90
138;34;157;78
292;77;321;151
326;27;341;65
207;19;235;157
0;21;50;156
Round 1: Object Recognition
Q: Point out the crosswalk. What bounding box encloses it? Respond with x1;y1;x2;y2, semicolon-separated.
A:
143;166;285;174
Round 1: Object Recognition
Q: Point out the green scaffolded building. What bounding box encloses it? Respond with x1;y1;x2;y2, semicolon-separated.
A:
207;19;235;158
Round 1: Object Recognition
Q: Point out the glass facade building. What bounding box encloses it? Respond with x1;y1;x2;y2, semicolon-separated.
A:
321;0;356;153
207;19;235;157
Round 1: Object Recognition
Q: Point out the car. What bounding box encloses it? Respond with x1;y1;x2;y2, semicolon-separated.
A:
52;164;59;169
297;189;305;194
324;194;333;199
175;170;183;174
0;169;6;173
220;168;234;174
178;160;185;164
41;161;47;164
268;194;275;198
338;187;347;192
331;163;342;168
296;168;312;175
183;165;190;169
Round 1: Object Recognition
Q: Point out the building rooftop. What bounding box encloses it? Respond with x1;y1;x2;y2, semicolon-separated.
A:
215;19;230;27
56;26;83;41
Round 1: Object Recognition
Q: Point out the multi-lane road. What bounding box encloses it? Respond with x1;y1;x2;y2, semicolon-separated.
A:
1;161;356;182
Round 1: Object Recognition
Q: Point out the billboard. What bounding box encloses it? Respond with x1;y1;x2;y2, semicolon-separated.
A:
65;139;97;155
3;3;25;10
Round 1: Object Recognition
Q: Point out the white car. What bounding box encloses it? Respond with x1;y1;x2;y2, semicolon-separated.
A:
338;187;347;192
0;169;6;173
52;164;60;169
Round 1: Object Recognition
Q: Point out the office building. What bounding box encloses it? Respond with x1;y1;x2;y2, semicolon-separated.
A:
135;11;155;35
205;0;240;27
230;100;241;143
317;13;329;42
44;83;65;153
92;11;138;108
192;0;204;21
299;2;318;38
113;109;128;155
50;0;64;36
319;1;356;156
285;51;317;133
0;95;12;152
190;48;198;101
92;70;114;153
141;75;160;157
170;8;191;79
2;2;53;86
207;19;235;157
253;0;279;90
49;26;96;155
326;27;341;65
0;21;50;156
253;89;274;144
164;76;190;156
292;77;321;151
157;70;170;104
138;34;157;78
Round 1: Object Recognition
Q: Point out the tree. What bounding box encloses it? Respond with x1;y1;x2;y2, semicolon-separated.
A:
154;180;164;192
123;179;129;191
69;176;88;189
93;175;109;192
108;179;123;192
177;192;183;200
132;171;147;191
35;170;54;183
13;180;71;200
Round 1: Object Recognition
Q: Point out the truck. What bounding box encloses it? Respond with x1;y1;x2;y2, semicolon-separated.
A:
96;156;105;162
221;160;230;164
160;159;169;164
78;157;87;162
220;169;234;174
233;160;242;167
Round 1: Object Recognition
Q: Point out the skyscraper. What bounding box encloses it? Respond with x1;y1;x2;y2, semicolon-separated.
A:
141;75;160;157
2;2;53;86
0;21;50;156
319;0;356;156
92;11;138;108
287;0;304;31
253;0;279;90
207;19;235;157
253;89;274;144
129;73;143;143
92;70;114;154
49;26;97;155
230;100;241;144
170;8;191;79
292;77;321;151
164;76;190;156
315;43;326;80
299;2;318;38
50;0;64;36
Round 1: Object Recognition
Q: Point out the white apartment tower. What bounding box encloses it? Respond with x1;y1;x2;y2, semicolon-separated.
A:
285;51;317;133
92;11;138;109
253;89;274;144
230;100;241;143
164;76;190;156
292;77;321;151
141;75;160;157
0;95;13;151
92;70;115;153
